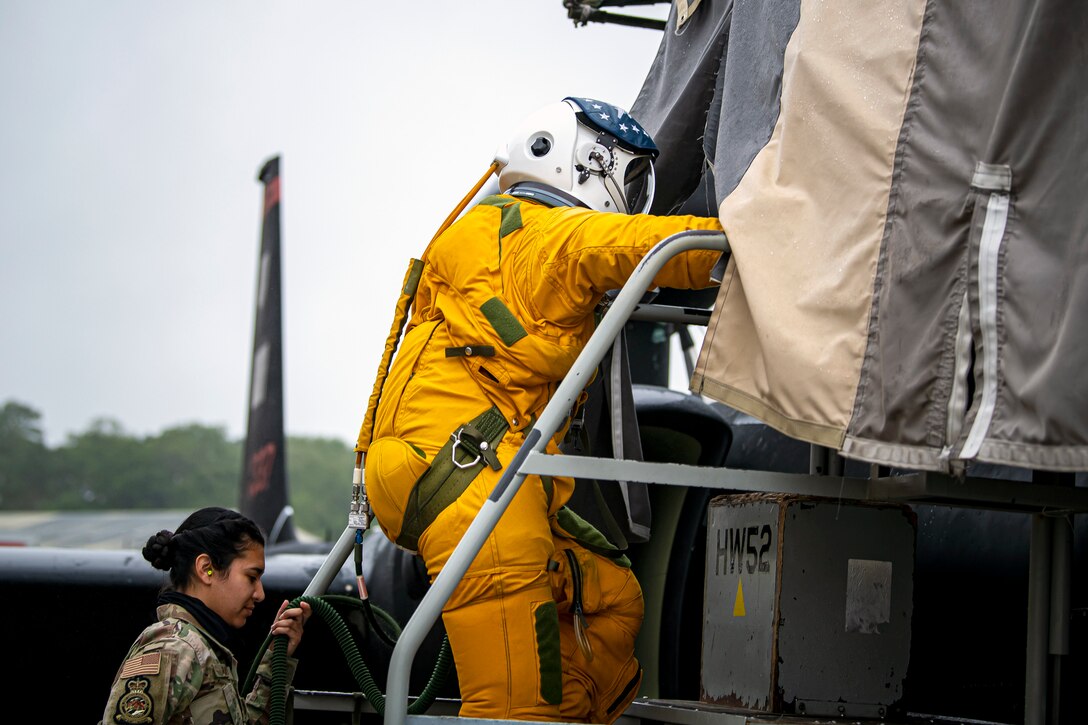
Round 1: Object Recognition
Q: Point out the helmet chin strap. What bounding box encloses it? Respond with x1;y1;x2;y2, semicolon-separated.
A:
598;158;630;214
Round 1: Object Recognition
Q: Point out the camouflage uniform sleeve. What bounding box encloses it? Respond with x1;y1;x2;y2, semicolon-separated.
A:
101;639;200;725
243;645;299;725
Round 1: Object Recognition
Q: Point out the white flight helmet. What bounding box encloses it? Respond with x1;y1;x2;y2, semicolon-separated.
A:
496;96;658;214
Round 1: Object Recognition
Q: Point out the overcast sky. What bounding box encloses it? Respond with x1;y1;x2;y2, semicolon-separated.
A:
0;2;678;447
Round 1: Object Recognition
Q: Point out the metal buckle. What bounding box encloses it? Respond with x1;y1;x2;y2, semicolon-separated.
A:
450;427;482;470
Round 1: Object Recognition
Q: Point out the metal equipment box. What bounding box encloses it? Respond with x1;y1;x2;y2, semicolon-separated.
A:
701;493;916;718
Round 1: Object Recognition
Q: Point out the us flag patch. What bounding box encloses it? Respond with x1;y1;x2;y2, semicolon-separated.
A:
120;652;161;677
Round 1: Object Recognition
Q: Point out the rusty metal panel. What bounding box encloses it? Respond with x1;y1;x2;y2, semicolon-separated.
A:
701;493;915;718
701;495;781;708
777;498;915;717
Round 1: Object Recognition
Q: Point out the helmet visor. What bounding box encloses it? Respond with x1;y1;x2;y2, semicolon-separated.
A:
623;156;655;214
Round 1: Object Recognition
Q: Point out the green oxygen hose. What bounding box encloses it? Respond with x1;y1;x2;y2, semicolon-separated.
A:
243;594;454;725
322;593;404;647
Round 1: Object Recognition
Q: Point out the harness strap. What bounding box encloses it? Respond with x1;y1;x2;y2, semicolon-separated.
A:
397;406;509;551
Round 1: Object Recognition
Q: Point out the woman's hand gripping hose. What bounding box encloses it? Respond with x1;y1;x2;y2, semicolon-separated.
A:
246;594;454;725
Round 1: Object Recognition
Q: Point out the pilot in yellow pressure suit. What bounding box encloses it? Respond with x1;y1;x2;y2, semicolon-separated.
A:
359;97;725;722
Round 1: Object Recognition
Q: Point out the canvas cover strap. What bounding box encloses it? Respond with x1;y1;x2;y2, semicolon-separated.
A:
397;406;509;551
560;326;649;549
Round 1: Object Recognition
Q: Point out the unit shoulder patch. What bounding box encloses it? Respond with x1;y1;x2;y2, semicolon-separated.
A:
113;676;155;724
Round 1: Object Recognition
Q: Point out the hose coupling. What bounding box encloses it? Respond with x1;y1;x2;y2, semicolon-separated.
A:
348;464;372;530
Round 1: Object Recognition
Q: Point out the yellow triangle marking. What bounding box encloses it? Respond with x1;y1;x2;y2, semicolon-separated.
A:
733;578;746;617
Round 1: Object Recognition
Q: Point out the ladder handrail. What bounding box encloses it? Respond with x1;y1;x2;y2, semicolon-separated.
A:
382;229;729;725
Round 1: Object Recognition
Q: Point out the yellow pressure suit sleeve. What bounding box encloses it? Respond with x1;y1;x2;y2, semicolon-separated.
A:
518;206;724;323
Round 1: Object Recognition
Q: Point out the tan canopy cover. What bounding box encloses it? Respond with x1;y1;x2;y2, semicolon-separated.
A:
633;0;1088;472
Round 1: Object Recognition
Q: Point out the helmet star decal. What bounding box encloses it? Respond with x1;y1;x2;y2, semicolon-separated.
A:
565;97;658;156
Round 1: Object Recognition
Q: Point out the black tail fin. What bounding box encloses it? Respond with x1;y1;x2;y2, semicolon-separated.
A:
240;156;295;544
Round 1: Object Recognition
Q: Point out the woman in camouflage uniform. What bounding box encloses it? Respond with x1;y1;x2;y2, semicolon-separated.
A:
100;507;311;725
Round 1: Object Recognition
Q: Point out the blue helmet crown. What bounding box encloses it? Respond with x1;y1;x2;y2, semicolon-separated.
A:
564;97;658;157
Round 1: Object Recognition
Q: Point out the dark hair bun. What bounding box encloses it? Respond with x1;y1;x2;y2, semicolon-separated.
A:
142;529;176;571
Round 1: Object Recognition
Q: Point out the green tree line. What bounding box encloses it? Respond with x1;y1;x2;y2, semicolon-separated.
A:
0;399;355;540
